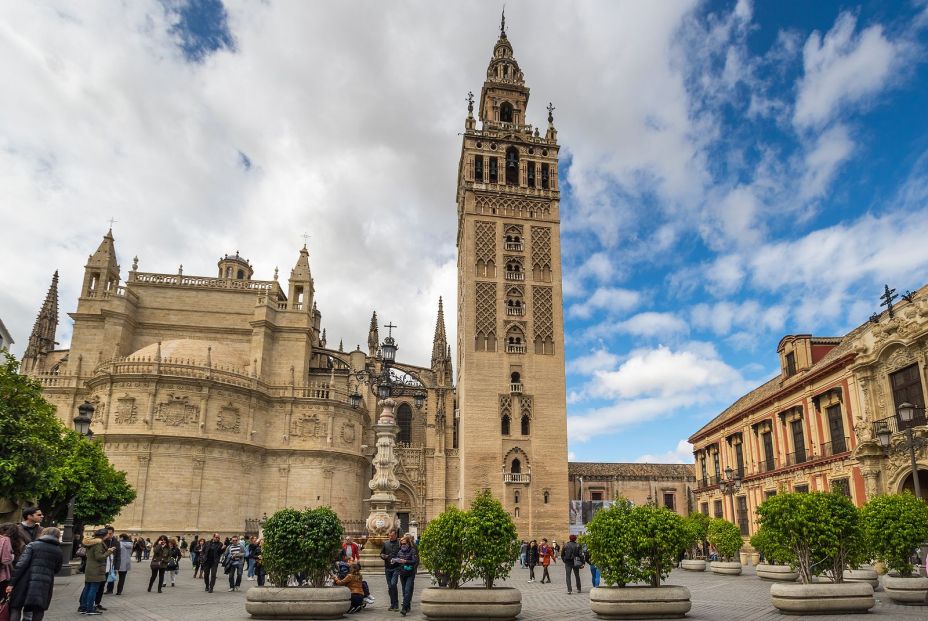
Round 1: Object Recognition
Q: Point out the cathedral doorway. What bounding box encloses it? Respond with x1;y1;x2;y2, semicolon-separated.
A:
899;469;928;498
397;512;410;536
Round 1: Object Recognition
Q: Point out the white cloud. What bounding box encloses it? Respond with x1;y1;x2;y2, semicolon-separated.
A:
635;439;694;464
567;348;621;376
567;287;640;320
690;300;787;337
800;124;854;200
618;312;689;338
794;12;900;130
705;254;746;295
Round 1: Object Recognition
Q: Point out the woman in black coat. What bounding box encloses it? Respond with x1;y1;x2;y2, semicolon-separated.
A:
5;527;63;621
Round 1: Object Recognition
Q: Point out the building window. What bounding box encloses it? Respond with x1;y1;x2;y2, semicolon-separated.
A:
736;496;749;535
764;490;777;500
452;415;459;449
700;502;709;515
540;163;550;189
505;147;519;185
761;430;775;472
474;155;484;182
501;415;510;436
831;478;851;498
734;442;745;478
794;484;809;493
700;454;708;485
396;403;413;445
713;452;721;481
785;351;797;377
500;102;513;123
790;419;806;463
511;458;521;474
713;499;723;518
489;157;498;183
663;493;675;511
527;161;536;187
514;490;520;504
891;364;926;421
543;491;549;504
590;491;604;502
826;404;847;453
514;506;520;518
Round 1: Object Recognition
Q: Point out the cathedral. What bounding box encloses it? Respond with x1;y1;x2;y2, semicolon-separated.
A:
21;20;575;538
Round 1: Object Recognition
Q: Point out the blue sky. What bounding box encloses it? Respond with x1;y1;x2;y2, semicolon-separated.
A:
2;1;928;464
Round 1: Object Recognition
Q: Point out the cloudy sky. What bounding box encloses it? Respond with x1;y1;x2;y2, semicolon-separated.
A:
2;0;928;464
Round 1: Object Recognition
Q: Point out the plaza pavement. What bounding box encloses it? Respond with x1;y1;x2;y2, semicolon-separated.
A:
41;560;927;620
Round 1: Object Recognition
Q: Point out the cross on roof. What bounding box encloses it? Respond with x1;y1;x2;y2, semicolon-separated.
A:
302;232;309;248
107;217;117;230
880;284;898;318
384;322;397;338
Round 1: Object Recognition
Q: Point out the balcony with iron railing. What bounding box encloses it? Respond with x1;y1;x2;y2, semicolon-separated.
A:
820;437;850;457
872;411;928;437
785;451;808;467
756;459;777;474
505;242;524;251
504;473;531;484
505;271;525;281
696;475;719;491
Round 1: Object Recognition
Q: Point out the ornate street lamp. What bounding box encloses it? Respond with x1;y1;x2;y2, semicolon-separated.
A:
874;404;926;500
60;401;95;575
719;465;742;530
347;322;428;410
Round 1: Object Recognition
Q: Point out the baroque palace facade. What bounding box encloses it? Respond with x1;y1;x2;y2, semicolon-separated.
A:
689;285;928;536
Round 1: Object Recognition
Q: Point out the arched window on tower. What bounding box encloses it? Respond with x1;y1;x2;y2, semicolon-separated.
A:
511;458;521;474
236;269;245;280
521;414;530;436
505;147;519;185
514;490;520;504
543;490;550;504
501;414;511;436
396;403;412;445
500;102;514;123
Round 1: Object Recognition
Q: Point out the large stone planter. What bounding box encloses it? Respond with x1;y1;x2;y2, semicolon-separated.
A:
245;586;351;619
680;559;707;572
590;586;691;619
421;586;521;620
843;568;879;589
755;563;798;582
750;552;760;566
883;575;928;605
770;582;875;615
710;561;742;576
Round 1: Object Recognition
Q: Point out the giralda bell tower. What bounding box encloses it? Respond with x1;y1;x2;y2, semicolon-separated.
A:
455;16;569;537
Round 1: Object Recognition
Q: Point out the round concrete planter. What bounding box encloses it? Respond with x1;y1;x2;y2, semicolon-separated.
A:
770;582;875;615
245;586;351;619
420;586;522;621
680;559;707;572
755;563;798;582
843;568;879;589
750;552;760;566
883;575;928;605
590;585;692;619
710;561;742;576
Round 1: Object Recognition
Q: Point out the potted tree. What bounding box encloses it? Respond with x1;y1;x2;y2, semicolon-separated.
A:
860;492;928;604
750;526;798;582
707;518;743;575
585;498;692;619
245;507;350;619
419;491;522;620
757;492;874;614
681;513;710;571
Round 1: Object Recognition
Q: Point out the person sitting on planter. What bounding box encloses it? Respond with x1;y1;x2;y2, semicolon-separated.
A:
335;562;367;614
561;534;583;594
391;534;419;617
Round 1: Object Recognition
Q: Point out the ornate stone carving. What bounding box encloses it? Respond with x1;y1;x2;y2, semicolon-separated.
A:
341;422;356;444
531;226;551;271
475;221;497;265
155;393;199;426
290;412;322;438
216;402;241;433
114;395;138;424
533;286;553;342
475;282;497;337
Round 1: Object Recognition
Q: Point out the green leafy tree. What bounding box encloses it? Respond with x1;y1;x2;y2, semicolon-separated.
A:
632;504;690;587
860;493;928;577
39;431;136;526
582;498;640;587
750;525;793;565
0;353;66;504
262;507;345;587
461;490;519;588
706;518;743;561
756;492;863;584
418;506;469;588
683;512;710;558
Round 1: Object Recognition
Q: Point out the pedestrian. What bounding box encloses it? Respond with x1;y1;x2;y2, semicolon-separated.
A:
252;538;266;587
583;541;600;587
143;538;151;560
102;525;120;599
147;535;170;593
561;534;582;594
379;529;401;612
80;527;115;614
132;537;144;563
245;535;258;581
201;533;224;593
166;538;181;587
180;536;188;558
539;538;552;583
343;536;361;563
16;508;43;551
334;562;366;613
552;540;560;564
392;534;418;617
519;540;527;568
192;537;206;579
221;535;245;592
0;523;22;595
5;526;63;621
526;539;539;582
114;534;132;595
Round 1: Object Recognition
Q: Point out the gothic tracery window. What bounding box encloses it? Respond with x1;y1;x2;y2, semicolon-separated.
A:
501;414;510;436
521;414;530;436
500;102;513;123
505;147;519;185
396;403;412;445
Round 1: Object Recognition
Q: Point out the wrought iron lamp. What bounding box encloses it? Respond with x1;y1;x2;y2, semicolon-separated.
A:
876;402;926;500
348;324;426;410
719;466;742;528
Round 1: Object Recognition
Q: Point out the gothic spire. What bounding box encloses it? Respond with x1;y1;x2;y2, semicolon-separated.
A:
22;271;59;374
500;7;506;39
432;297;448;360
368;311;380;356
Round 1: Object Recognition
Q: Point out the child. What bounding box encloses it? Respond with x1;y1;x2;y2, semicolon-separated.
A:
335;563;366;613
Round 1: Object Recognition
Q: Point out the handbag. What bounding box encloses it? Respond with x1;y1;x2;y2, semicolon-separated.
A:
573;553;584;568
150;559;162;570
0;595;10;621
107;566;117;583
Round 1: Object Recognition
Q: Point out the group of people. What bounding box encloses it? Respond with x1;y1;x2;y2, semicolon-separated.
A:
519;534;597;593
1;507;62;621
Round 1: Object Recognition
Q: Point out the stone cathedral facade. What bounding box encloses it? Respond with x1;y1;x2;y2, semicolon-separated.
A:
21;22;574;538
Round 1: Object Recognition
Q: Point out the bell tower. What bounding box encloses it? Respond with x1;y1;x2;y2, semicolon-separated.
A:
455;17;568;537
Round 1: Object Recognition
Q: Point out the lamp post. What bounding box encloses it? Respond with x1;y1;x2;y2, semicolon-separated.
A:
875;402;926;500
59;401;95;575
348;323;426;410
719;465;742;529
